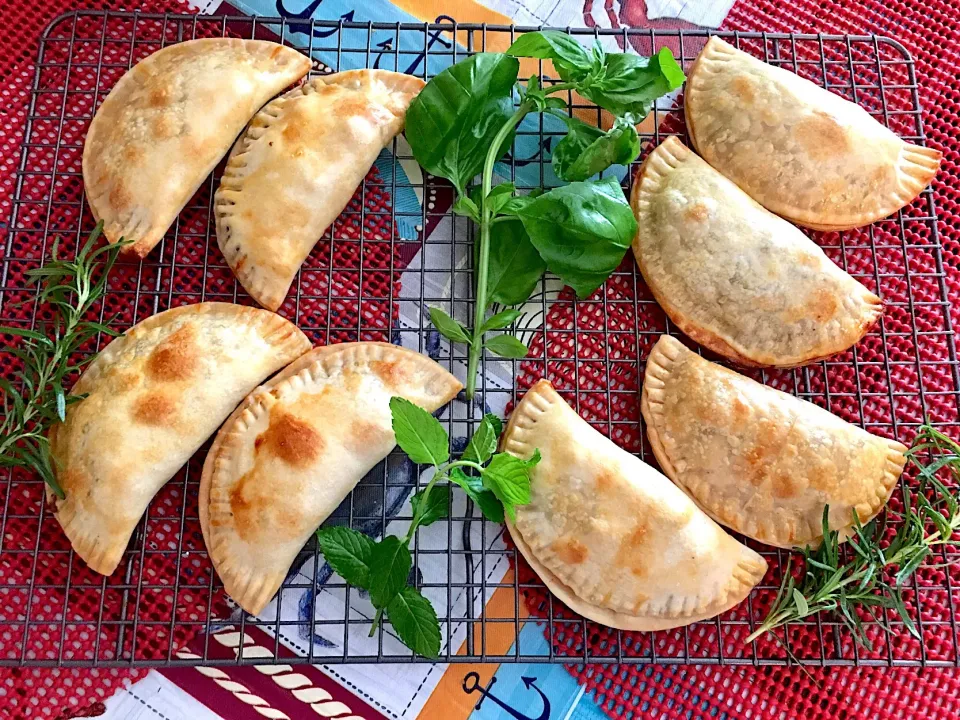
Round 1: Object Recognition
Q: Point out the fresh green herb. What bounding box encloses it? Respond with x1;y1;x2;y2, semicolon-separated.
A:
406;31;685;400
0;223;128;499
514;177;637;298
316;397;540;657
552;115;641;182
748;425;960;650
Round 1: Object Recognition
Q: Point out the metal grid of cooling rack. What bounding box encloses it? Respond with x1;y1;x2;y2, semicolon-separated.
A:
1;10;958;668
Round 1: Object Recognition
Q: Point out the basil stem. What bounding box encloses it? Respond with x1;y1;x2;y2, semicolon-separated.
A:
467;101;535;401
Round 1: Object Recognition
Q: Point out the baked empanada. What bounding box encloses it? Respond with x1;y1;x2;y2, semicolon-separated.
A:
215;70;425;311
642;335;907;549
686;37;941;230
200;342;461;615
631;137;881;367
83;39;311;257
49;303;311;574
503;380;767;631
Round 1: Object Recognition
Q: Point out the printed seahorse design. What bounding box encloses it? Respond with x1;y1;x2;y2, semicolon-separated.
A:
583;0;704;55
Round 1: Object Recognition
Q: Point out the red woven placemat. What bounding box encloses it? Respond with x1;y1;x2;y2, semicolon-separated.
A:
1;1;959;720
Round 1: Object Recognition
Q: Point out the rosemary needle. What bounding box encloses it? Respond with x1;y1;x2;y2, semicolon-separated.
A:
0;223;128;498
748;424;960;650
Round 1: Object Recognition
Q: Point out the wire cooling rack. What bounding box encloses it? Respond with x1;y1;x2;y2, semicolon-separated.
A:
1;10;958;668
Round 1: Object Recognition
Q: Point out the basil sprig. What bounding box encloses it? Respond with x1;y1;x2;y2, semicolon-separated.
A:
317;397;540;658
405;31;684;400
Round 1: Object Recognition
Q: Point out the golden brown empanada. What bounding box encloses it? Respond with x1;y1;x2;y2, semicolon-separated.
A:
215;70;425;311
49;303;311;574
631;137;881;367
83;39;311;258
200;342;461;615
503;380;767;631
642;335;907;549
686;37;941;230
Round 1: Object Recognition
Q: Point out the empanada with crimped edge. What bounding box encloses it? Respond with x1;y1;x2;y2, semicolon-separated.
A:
48;303;312;575
215;70;425;311
503;379;767;631
642;335;907;549
83;39;311;258
199;342;461;615
685;37;940;231
631;137;882;368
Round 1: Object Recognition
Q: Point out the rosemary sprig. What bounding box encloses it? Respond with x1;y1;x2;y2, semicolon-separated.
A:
0;223;127;498
747;424;960;649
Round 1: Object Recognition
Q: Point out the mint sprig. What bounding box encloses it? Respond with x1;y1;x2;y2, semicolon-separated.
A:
316;397;540;658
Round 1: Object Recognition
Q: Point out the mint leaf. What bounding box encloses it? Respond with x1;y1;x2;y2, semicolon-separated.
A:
390;397;449;466
462;414;503;464
411;485;450;529
482;450;541;521
386;586;441;658
316;526;375;588
368;536;412;609
450;467;504;523
480;309;521;333
485;335;529;359
429;307;471;345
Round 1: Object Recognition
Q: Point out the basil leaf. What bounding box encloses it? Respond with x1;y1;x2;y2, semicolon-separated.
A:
463;413;503;464
450;467;504;523
482;450;540;521
485;335;529;359
480;309;522;333
406;53;520;193
507;31;592;75
553;117;640;182
386;586;441;658
317;526;375;588
581;47;685;117
390;397;449;466
485;183;517;215
411;485;450;529
515;177;635;298
452;194;481;223
479;219;546;307
428;307;471;345
368;536;412;608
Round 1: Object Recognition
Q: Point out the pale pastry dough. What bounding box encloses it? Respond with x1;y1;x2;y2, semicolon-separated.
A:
48;303;311;574
199;342;461;615
631;137;881;367
642;335;907;548
503;379;767;631
215;70;425;311
83;39;311;257
686;36;940;230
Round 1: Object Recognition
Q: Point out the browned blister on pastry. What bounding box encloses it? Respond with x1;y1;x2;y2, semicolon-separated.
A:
631;137;881;367
48;303;312;574
686;37;940;230
83;39;311;257
642;335;907;549
215;70;425;311
200;342;461;615
503;380;767;631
